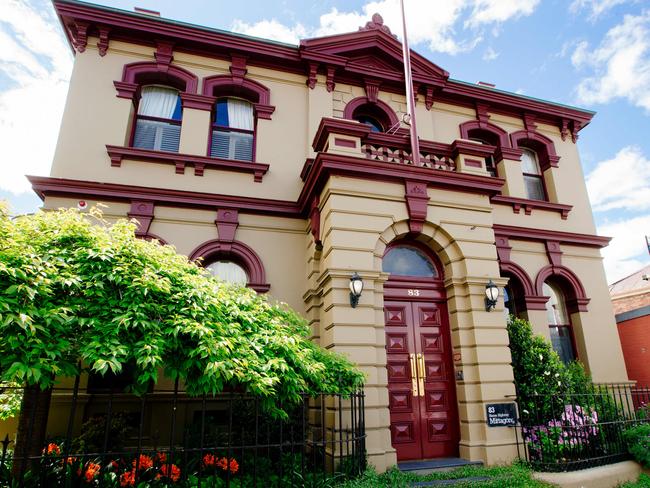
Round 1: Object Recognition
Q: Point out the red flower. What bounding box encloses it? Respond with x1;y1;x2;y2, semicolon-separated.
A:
215;457;239;474
202;453;216;468
156;463;181;482
229;459;239;474
82;462;101;482
63;456;77;466
120;469;136;487
45;443;61;455
154;452;167;464
216;457;228;471
132;454;153;471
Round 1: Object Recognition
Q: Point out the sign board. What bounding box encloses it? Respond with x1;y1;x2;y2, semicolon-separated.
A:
486;403;517;427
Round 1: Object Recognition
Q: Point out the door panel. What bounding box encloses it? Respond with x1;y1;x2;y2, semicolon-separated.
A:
385;298;459;461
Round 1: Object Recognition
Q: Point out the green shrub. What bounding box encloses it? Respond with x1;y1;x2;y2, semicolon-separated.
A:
623;424;650;468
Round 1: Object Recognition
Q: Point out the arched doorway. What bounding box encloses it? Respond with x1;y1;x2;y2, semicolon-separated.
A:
383;242;460;461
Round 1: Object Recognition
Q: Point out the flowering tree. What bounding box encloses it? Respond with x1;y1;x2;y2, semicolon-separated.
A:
0;206;363;475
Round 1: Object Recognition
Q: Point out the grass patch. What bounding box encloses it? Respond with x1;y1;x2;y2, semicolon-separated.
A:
336;462;555;487
618;473;650;487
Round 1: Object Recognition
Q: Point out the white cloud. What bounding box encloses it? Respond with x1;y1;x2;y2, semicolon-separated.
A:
572;11;650;111
0;0;72;194
569;0;632;21
598;215;650;283
232;0;539;55
482;46;499;61
586;146;650;212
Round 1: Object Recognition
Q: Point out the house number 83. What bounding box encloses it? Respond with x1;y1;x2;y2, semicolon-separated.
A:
407;289;420;296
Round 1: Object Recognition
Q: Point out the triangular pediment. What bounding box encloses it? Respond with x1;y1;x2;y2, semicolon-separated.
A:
299;14;449;88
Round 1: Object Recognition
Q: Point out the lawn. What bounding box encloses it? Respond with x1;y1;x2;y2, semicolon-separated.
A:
335;462;555;487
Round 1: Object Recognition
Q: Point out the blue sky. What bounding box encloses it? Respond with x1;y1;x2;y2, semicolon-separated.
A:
0;0;649;283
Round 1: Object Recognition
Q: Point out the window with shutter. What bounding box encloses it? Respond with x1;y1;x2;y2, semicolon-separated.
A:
210;98;255;161
544;282;577;364
132;86;182;152
521;148;546;200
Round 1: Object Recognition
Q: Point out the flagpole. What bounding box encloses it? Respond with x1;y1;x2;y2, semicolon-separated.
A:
399;0;420;165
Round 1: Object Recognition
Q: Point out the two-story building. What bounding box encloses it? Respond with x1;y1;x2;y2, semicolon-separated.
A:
30;0;628;471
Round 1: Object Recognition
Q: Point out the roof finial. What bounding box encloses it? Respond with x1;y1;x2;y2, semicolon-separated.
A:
360;12;396;38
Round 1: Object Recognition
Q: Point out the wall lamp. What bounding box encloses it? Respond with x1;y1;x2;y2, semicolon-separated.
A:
349;272;364;308
485;280;500;311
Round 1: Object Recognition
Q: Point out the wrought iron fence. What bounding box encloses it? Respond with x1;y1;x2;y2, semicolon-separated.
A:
517;382;650;472
0;381;366;487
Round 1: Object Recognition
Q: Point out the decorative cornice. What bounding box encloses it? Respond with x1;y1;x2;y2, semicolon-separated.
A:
491;195;572;220
180;93;215;111
113;81;138;99
493;223;610;248
105;145;269;182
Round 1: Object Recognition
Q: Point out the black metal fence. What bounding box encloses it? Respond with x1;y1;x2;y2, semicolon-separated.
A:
517;382;650;472
0;381;366;487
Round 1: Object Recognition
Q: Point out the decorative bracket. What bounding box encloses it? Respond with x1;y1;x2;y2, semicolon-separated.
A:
560;118;569;141
570;120;582;143
230;55;248;83
307;62;319;89
128;200;155;236
97;26;111;56
425;86;434;110
215;209;239;251
326;66;336;92
495;236;512;263
309;196;322;250
364;78;381;103
155;40;174;68
523;113;537;136
69;21;89;53
545;240;562;267
404;180;429;233
476;102;490;128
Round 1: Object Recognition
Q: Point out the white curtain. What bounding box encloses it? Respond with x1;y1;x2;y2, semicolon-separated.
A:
521;149;540;175
206;261;248;285
138;86;178;119
227;99;254;131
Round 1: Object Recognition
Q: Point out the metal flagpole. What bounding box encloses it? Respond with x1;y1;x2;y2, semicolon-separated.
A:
399;0;420;165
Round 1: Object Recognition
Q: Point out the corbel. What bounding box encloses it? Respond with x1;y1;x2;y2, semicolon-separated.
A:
306;62;319;89
495;236;511;263
69;21;89;53
476;102;490;128
309;196;322;250
326;65;336;92
215;209;239;251
404;180;429;233
570;120;582;143
230;55;248;83
113;81;138;100
97;26;111;57
560;118;569;141
128;200;155;236
545;240;562;266
175;161;185;174
425;86;434;110
523;113;537;136
412;83;420;105
154;40;174;69
364;78;381;103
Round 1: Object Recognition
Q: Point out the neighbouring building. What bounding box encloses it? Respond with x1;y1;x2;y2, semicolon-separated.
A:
611;265;650;386
23;0;629;470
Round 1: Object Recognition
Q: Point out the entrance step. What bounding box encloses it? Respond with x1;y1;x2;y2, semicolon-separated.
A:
398;458;483;476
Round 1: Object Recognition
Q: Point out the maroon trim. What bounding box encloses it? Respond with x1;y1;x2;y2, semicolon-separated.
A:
189;239;270;292
334;138;357;148
404;180;429;233
127;200;154;236
464;159;483;168
535;265;590;313
309;196;322;249
118;61;198;96
312;118;371;152
215;208;239;246
343;97;399;129
202;75;274;119
491;195;572;219
459;120;510;150
106;145;269;182
180;93;215;110
29;175;299;216
510;131;560;170
492;224;610;248
545;240;562;267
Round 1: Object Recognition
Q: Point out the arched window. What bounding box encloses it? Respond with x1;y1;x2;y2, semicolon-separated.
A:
521;148;546;201
132;85;182;152
210;97;255;161
544;281;576;363
383;245;438;278
469;137;498;177
206;260;248;285
344;97;399;134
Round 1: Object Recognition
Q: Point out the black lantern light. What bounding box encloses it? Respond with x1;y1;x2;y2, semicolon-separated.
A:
349;272;364;308
485;279;499;311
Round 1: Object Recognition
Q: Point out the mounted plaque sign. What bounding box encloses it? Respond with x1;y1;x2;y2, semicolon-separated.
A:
486;403;517;427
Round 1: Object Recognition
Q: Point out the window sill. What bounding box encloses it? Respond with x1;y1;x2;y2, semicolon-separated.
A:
491;195;572;220
106;145;269;182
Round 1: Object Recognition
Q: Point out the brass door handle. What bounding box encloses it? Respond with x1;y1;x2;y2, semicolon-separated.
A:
416;353;426;395
409;354;418;397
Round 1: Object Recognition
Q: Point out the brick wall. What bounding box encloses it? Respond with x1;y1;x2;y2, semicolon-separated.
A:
617;314;650;386
612;291;650;315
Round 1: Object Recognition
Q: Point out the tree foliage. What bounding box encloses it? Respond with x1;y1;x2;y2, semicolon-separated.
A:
0;205;363;416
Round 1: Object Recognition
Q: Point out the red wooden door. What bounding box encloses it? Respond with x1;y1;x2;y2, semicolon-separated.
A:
385;297;459;461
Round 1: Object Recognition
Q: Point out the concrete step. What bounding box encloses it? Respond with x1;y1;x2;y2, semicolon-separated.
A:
398;458;484;476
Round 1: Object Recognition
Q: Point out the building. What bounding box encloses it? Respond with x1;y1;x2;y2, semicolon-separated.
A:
28;0;629;471
611;265;650;386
